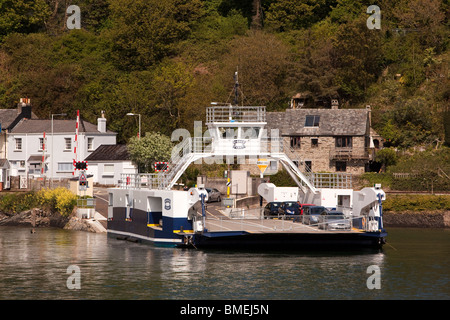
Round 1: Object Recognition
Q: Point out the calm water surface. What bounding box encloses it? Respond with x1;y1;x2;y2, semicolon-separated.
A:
0;226;448;300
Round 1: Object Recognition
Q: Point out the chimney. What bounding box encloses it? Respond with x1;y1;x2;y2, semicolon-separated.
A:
97;111;106;133
17;98;32;118
366;105;372;126
331;99;339;109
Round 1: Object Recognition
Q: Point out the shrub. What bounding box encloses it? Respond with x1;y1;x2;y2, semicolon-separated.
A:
36;188;77;217
383;195;450;212
0;192;37;214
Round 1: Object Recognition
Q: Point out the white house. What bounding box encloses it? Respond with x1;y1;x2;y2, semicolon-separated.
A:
7;113;117;179
84;144;137;185
0;99;38;188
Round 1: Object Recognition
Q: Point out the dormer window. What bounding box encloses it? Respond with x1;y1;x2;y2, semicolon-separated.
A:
305;115;320;127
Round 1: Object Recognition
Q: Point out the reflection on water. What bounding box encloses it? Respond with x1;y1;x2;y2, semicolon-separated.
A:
0;227;448;300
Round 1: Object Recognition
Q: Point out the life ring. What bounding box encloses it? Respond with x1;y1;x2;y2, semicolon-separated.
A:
362;217;366;229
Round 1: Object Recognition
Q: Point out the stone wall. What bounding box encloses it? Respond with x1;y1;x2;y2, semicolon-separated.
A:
383;211;450;228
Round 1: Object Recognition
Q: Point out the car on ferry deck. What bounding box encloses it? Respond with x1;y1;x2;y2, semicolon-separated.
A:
318;211;351;230
206;188;222;202
299;203;315;215
278;201;300;217
264;202;283;218
303;206;328;225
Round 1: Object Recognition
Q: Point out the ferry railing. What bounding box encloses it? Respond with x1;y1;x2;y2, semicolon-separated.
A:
300;214;353;231
206;106;266;123
119;173;168;190
305;172;353;189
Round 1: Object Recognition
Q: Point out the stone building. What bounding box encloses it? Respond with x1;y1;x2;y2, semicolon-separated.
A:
262;105;380;175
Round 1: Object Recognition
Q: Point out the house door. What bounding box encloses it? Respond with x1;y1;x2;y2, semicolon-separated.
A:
20;175;27;189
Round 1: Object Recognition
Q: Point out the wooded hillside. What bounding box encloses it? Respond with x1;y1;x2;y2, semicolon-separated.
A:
0;0;448;150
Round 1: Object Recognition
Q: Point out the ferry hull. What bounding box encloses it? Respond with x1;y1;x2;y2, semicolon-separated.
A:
188;231;387;250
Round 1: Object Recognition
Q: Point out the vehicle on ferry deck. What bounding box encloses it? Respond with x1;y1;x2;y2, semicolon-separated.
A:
278;201;300;217
206;188;222;203
303;206;328;225
299;203;315;215
318;211;351;230
264;202;283;218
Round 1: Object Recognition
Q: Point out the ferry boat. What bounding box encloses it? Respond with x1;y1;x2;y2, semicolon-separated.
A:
106;91;387;250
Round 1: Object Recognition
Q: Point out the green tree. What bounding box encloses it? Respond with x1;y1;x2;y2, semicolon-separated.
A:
265;0;326;32
331;15;383;101
375;147;397;172
0;0;51;41
127;132;173;172
107;0;203;70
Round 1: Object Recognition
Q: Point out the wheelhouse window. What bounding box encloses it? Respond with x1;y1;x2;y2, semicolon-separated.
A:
305;115;320;127
218;127;238;139
241;127;260;139
335;136;352;148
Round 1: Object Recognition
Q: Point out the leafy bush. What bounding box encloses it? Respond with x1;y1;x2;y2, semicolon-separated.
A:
36;188;77;217
383;195;450;212
0;192;37;214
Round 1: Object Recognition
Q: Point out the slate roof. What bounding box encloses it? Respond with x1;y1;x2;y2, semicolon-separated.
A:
265;108;370;136
0;108;37;130
84;144;130;161
10;118;116;134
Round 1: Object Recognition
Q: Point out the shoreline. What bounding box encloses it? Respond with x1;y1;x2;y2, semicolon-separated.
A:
382;211;450;228
0;208;106;233
1;209;449;230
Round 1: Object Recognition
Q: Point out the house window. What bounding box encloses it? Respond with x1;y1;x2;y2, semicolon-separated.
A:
336;136;352;148
57;162;73;172
39;138;46;151
311;138;318;148
290;136;301;149
103;164;114;177
305;115;320;127
64;138;72;151
336;161;347;172
87;137;94;151
270;160;277;171
15;138;22;150
305;161;312;172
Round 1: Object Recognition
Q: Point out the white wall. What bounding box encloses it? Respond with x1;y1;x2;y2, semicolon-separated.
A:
7;132;116;178
86;161;137;185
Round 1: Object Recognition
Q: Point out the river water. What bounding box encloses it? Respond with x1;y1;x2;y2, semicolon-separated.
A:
0;226;448;301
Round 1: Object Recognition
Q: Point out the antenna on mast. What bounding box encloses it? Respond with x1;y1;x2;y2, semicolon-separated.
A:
233;68;239;106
